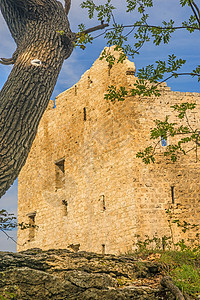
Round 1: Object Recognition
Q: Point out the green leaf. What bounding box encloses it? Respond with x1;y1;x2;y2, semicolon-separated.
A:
126;0;153;13
180;0;190;7
104;85;128;102
136;146;155;164
81;0;115;23
171;102;196;119
131;79;161;97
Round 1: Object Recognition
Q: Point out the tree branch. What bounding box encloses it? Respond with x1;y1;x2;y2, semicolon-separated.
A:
153;72;200;89
185;111;195;133
65;0;71;15
92;22;200;40
0;228;17;245
0;57;15;65
126;23;200;31
81;23;109;35
196;132;200;146
94;24;200;38
192;1;200;21
188;0;200;27
134;71;200;98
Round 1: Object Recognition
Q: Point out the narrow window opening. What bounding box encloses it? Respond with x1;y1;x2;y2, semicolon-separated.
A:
68;243;80;252
88;76;93;88
75;85;77;96
102;244;105;255
55;158;65;190
108;64;112;76
27;212;36;242
102;196;106;211
99;195;106;211
161;136;167;147
171;186;175;204
126;69;135;76
162;236;166;251
62;200;68;216
83;107;87;121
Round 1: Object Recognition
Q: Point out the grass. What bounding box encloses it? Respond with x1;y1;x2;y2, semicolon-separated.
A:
132;248;200;298
171;264;200;296
160;250;200;297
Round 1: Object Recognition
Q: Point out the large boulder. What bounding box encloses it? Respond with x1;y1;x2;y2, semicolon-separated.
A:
0;248;174;299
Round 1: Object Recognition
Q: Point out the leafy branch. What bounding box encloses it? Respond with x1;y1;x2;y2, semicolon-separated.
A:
102;52;199;99
104;85;128;102
80;0;200;97
0;209;37;246
80;0;200;57
0;209;16;231
136;103;200;163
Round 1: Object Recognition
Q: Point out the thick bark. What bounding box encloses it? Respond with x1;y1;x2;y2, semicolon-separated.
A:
0;0;74;198
65;0;71;15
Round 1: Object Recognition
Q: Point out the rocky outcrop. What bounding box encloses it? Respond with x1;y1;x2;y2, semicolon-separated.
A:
0;248;175;299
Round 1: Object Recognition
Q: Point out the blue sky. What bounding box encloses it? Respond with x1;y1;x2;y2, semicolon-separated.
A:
0;0;200;251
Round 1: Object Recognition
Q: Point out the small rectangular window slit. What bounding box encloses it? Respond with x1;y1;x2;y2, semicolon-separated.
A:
171;186;175;204
62;200;68;216
88;76;92;88
99;195;106;211
27;212;36;242
75;85;77;96
55;158;65;190
108;64;112;76
83;107;86;121
102;244;105;255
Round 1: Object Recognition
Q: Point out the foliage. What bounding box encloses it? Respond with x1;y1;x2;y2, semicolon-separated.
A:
136;146;155;164
0;210;16;231
159;251;200;297
104;85;128;102
137;55;186;82
0;209;37;232
75;24;93;50
166;208;200;251
136;103;200;163
134;234;200;297
80;0;200;96
132;207;200;297
0;209;37;245
79;0;200;164
131;79;161;97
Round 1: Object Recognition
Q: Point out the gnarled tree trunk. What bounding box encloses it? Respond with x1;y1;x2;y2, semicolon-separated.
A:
0;0;74;198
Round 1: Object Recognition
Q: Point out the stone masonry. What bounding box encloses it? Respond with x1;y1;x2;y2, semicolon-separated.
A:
17;47;200;254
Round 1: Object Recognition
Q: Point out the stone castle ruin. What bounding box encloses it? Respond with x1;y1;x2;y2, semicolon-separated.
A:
17;48;200;254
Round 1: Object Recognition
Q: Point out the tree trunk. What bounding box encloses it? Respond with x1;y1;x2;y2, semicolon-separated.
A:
160;276;185;300
0;0;74;198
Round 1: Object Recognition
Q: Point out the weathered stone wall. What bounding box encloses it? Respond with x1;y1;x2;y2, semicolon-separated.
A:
17;47;200;254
